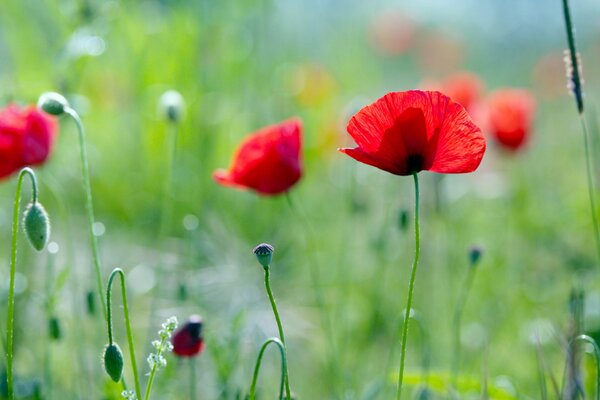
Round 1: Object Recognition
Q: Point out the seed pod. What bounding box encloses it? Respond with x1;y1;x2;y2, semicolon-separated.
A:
103;343;124;382
253;243;274;268
37;92;69;116
22;202;50;251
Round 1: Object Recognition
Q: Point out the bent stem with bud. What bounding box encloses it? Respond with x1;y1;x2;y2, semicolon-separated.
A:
397;173;420;400
104;268;141;399
7;167;50;399
38;92;107;321
253;244;292;399
248;337;287;400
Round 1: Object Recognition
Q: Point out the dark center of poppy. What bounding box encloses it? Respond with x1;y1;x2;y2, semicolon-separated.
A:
406;154;424;174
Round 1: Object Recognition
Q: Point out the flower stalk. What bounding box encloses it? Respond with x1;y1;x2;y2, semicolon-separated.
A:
248;337;287;400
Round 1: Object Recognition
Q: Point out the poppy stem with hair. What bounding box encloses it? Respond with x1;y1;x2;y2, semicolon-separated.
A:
248;337;287;400
106;268;141;399
63;106;108;321
263;266;292;399
561;0;600;264
7;167;39;400
396;173;420;400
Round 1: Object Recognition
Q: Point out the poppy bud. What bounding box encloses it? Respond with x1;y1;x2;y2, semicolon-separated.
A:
253;243;274;268
22;202;50;251
49;316;61;340
103;343;124;382
37;92;69;116
172;315;205;357
86;290;96;315
159;90;184;123
398;209;409;231
468;246;483;266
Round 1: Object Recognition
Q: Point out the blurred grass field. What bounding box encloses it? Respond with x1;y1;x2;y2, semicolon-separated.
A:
2;0;600;399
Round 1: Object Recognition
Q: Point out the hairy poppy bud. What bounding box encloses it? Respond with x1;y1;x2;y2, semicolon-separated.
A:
37;92;69;116
22;202;50;251
159;90;184;123
103;343;124;382
253;243;274;268
468;246;483;266
172;315;205;357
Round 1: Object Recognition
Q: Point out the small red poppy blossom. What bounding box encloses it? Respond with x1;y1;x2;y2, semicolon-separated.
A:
339;90;486;176
213;118;303;195
172;315;205;358
442;72;484;112
486;89;536;151
0;104;58;179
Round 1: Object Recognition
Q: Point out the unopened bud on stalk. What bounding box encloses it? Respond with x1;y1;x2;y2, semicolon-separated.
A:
103;343;124;382
159;90;185;123
22;202;50;251
37;92;70;116
253;243;274;268
398;209;409;232
49;316;61;340
468;246;483;267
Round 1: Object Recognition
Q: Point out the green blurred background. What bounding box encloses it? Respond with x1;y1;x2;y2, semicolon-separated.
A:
2;0;600;399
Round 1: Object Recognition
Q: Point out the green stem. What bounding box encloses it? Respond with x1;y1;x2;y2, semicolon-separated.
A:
264;267;291;399
579;115;600;264
107;268;141;400
248;337;287;400
7;167;38;400
190;358;197;400
64;107;107;322
573;334;600;400
451;261;478;387
396;173;420;400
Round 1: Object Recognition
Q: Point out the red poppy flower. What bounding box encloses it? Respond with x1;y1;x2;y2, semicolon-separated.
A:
339;90;486;175
213;118;302;195
486;89;536;151
0;104;57;179
442;72;484;112
172;315;205;358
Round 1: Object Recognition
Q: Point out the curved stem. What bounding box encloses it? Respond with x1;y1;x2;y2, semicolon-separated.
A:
248;337;287;400
7;167;38;400
107;268;142;399
264;267;291;399
573;334;600;400
64;107;107;322
396;173;420;400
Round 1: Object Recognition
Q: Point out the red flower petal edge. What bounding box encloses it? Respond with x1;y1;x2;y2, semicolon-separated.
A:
213;118;303;195
339;90;486;176
0;104;58;180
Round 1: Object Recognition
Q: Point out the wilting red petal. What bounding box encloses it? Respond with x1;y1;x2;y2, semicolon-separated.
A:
0;104;57;180
213;118;303;195
487;89;536;151
340;90;485;176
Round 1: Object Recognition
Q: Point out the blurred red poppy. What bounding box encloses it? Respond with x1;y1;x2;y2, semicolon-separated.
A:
213;118;303;195
0;104;57;179
442;72;484;112
339;90;485;175
486;89;536;151
172;315;204;358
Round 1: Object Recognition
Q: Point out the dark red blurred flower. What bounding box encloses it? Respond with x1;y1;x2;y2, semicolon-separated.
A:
172;315;204;358
213;118;303;195
486;89;536;151
0;104;57;179
442;72;484;112
339;90;486;175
